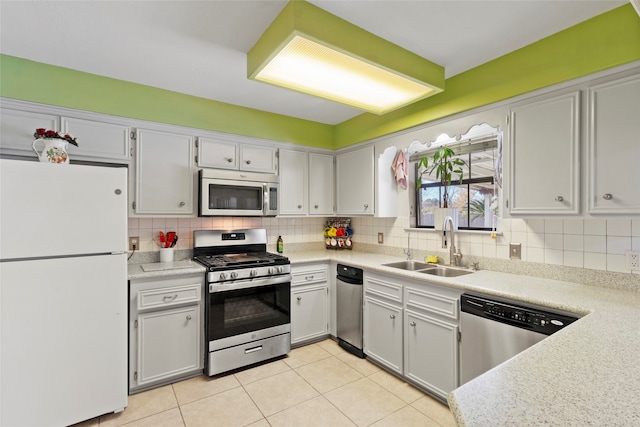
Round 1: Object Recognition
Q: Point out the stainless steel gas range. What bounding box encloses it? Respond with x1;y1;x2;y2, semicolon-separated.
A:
193;229;291;376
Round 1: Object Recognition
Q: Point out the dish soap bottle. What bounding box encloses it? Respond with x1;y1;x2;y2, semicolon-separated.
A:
277;235;283;253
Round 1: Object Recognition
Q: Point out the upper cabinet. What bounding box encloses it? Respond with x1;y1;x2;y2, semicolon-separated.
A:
587;74;640;214
133;128;195;215
279;149;334;216
0;106;130;164
336;146;375;215
197;137;276;173
61;116;130;163
508;91;581;215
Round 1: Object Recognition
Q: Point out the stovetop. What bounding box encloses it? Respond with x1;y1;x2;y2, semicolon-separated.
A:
194;251;289;271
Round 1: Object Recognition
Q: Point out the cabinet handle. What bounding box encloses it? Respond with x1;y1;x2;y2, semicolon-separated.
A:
246;160;251;165
389;314;396;320
162;294;178;301
297;296;302;301
305;275;314;281
603;193;613;200
410;321;417;327
555;196;564;202
226;157;233;163
186;315;192;321
314;205;319;209
364;204;369;209
297;204;302;209
178;201;185;207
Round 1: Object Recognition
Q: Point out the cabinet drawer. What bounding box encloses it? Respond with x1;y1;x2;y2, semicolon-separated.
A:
291;267;327;286
137;284;201;311
365;276;403;303
405;287;459;320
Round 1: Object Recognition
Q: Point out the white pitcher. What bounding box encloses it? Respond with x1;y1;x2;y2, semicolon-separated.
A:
32;138;70;164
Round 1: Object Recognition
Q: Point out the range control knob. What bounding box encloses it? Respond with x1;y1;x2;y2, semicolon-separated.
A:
277;266;284;273
250;269;258;277
230;272;238;280
219;272;227;281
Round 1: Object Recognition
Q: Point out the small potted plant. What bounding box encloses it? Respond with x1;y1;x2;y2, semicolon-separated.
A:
416;146;467;208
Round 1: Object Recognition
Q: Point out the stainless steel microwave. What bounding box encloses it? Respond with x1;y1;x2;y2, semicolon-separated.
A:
199;169;279;217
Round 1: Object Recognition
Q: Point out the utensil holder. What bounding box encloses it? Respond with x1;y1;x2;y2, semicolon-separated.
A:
159;247;174;263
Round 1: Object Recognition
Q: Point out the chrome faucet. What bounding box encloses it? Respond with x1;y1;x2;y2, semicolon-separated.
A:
442;216;463;266
403;233;412;260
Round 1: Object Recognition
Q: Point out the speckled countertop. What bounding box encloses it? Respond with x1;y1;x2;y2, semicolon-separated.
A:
129;249;640;425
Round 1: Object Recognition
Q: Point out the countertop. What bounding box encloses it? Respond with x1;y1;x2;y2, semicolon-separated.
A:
129;250;640;425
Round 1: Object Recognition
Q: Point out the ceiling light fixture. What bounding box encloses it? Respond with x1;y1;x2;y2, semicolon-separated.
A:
247;1;445;115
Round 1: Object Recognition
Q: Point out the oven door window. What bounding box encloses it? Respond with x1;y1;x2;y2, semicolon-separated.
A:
207;184;263;211
208;282;290;341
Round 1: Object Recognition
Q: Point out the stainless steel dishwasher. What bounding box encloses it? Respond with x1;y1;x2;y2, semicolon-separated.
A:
336;264;365;358
460;292;579;385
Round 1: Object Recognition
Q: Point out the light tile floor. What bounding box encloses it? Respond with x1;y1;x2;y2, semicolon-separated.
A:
76;339;456;427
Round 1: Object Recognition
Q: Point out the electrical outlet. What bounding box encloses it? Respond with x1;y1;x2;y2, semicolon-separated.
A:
510;243;521;260
378;232;384;244
626;251;640;271
129;236;139;251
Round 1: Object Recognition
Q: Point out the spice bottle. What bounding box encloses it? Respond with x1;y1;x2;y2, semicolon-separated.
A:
277;235;283;253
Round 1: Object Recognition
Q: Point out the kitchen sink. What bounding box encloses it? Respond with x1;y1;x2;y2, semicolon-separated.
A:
383;261;474;277
383;260;432;271
418;267;473;277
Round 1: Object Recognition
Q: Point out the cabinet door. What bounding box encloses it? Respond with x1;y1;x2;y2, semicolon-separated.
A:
0;108;58;156
279;149;308;215
587;74;640;214
508;91;580;215
61;116;130;163
197;137;238;169
240;144;276;173
309;153;334;215
336;146;374;215
135;129;194;215
364;297;403;374
291;285;328;344
135;305;201;387
404;310;459;400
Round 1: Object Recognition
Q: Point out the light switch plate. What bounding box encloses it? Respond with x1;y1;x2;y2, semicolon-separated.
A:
510;243;521;260
378;233;384;244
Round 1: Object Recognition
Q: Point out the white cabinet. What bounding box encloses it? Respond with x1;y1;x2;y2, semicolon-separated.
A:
364;296;403;375
403;284;461;401
364;272;404;374
279;149;308;215
61;116;130;163
0;108;58;156
309;153;334;215
336;146;374;215
134;128;195;215
291;263;329;345
129;274;204;393
587;74;640;214
508;91;581;215
197;137;276;173
279;150;334;216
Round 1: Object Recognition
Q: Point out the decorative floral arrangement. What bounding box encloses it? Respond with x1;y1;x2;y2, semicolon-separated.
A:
33;128;79;146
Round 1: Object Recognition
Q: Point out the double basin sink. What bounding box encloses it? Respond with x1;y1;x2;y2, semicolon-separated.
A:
383;260;474;277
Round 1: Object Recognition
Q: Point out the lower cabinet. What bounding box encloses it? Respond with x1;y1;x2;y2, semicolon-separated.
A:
364;296;403;374
129;273;204;393
363;271;462;401
404;310;459;399
291;263;329;345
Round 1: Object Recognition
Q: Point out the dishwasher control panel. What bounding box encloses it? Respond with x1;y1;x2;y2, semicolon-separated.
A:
461;293;579;335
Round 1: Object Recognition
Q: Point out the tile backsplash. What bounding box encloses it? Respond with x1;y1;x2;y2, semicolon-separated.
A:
128;216;640;278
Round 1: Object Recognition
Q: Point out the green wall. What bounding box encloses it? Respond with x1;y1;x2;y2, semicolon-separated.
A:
1;4;639;149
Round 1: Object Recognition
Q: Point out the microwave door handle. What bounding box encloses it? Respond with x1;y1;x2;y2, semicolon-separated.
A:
263;183;268;215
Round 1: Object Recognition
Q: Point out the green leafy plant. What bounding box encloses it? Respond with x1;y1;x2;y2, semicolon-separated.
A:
416;146;467;208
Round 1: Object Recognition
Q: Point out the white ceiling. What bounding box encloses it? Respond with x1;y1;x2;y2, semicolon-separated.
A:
0;0;626;125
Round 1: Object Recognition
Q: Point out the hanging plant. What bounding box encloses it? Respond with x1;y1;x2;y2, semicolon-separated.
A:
416;146;467;208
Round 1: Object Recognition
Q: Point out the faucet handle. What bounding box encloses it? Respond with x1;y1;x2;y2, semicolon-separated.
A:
472;262;480;271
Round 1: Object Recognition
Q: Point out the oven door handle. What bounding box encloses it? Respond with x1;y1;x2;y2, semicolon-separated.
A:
209;274;291;293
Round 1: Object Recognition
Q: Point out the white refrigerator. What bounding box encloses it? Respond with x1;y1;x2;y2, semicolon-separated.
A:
0;159;128;427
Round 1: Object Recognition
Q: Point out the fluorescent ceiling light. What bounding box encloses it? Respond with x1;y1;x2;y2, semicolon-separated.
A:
248;1;444;115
